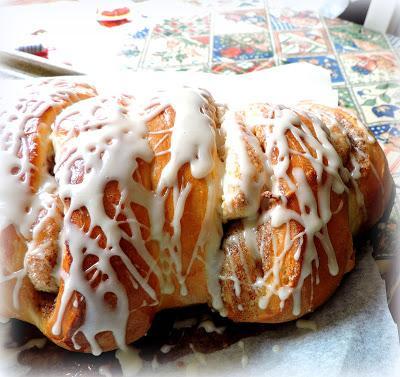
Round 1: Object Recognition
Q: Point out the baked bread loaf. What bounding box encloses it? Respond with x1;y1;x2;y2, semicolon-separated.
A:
0;78;393;354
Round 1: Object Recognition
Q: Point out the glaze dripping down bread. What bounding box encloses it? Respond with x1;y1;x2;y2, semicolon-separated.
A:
0;78;393;354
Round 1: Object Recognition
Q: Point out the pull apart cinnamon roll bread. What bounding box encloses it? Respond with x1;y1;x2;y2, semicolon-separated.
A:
0;78;393;354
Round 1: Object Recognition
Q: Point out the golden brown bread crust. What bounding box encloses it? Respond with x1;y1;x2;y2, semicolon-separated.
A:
0;78;97;328
0;80;393;354
219;111;351;322
147;105;216;310
25;197;63;293
219;104;391;323
42;95;158;351
298;103;393;234
41;96;219;352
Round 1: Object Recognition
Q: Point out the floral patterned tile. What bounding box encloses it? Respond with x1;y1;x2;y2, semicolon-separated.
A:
214;9;268;34
213;33;273;61
384;132;400;153
211;58;275;74
185;0;265;9
282;55;344;84
212;0;265;9
143;35;209;68
117;32;148;70
341;52;400;85
141;64;208;72
152;15;210;37
324;17;353;28
388;35;400;55
383;131;400;175
181;0;206;5
371;124;400;175
117;49;142;71
353;82;400;123
269;8;321;31
389;123;400;138
390;190;400;213
274;29;331;56
337;86;356;109
368;123;392;144
329;24;390;53
129;27;150;40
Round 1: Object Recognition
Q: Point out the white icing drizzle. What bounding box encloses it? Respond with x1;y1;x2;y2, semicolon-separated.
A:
220;241;242;299
155;89;216;189
52;96;158;354
298;103;371;226
0;79;92;310
0;79;86;236
198;319;225;335
160;344;174;354
150;88;223;306
221;111;268;220
116;346;143;377
49;88;222;354
243;217;260;262
232;105;348;315
25;177;61;292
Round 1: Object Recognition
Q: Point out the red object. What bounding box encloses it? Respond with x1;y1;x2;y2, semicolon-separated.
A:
101;7;130;18
35;49;48;58
97;6;131;28
221;47;242;58
98;19;130;27
191;36;209;45
17;44;49;59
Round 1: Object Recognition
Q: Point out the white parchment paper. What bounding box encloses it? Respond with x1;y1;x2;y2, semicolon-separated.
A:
149;250;400;377
92;62;338;107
